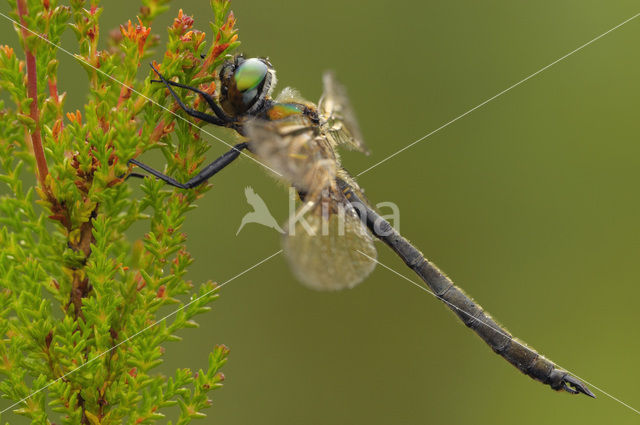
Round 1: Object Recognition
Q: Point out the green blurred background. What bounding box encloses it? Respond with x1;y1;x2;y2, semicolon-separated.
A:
3;0;640;423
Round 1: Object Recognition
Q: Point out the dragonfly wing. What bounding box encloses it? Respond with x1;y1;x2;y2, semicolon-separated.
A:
318;71;369;154
282;194;377;291
245;117;337;196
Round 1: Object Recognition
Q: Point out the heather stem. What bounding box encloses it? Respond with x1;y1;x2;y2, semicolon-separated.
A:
17;0;49;186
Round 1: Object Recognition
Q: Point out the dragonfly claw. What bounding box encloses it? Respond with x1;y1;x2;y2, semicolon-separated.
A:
561;374;596;398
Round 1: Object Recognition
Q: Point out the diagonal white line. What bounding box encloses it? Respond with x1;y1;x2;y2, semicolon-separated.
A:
0;11;283;177
357;250;640;415
4;2;639;418
356;11;640;177
0;249;283;415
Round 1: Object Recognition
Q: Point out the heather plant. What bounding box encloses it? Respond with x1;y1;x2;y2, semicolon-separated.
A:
0;0;240;423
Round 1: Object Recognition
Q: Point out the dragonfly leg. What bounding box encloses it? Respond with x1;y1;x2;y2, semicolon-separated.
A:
150;67;233;124
149;63;229;126
128;142;248;189
125;172;147;180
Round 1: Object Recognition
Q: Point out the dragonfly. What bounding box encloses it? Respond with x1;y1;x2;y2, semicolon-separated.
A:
128;55;595;398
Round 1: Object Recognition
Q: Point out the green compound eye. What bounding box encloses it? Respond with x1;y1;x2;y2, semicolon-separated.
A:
234;58;268;92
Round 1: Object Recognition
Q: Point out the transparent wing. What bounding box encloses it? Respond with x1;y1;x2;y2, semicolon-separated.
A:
245;117;337;196
318;71;369;154
282;193;377;291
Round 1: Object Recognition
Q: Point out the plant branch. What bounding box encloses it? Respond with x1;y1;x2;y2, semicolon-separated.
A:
17;0;49;187
0;2;237;422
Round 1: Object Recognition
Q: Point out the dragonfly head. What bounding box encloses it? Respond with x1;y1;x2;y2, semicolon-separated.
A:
219;55;276;117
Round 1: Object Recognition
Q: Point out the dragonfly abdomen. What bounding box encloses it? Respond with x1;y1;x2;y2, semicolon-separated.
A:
437;282;561;386
401;249;565;387
339;181;594;397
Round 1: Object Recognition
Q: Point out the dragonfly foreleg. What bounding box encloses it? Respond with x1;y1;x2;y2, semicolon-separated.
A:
150;74;233;124
150;63;228;126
